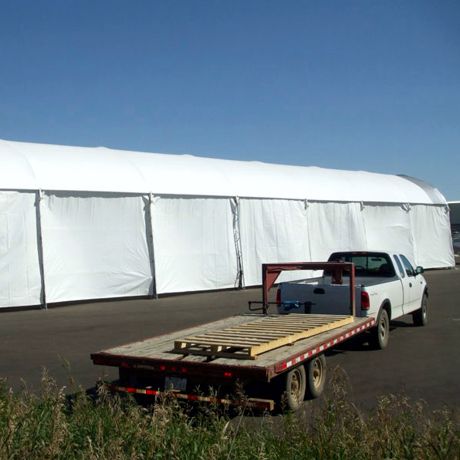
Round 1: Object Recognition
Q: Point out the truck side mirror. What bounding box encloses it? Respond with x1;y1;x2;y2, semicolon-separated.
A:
415;266;424;275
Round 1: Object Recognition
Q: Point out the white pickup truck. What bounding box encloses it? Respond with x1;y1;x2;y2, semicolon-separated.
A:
277;251;428;349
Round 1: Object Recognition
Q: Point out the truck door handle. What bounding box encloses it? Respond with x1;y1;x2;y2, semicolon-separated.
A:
409;282;412;288
313;288;325;294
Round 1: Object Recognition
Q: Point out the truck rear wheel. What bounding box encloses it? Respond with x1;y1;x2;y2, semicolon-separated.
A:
412;293;428;327
305;354;326;399
370;308;390;350
274;365;306;412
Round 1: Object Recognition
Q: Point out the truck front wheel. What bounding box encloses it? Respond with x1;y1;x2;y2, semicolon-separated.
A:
412;293;428;327
305;354;326;399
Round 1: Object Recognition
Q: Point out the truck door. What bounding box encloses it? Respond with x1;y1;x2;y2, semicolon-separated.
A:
393;254;412;315
398;254;422;314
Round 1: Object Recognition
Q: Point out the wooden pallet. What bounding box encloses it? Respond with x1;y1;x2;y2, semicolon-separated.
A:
172;314;353;360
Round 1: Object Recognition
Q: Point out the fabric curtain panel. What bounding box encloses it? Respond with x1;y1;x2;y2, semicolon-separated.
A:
239;199;311;286
362;204;416;264
410;205;455;268
41;193;152;303
307;202;367;261
0;191;41;308
151;197;238;293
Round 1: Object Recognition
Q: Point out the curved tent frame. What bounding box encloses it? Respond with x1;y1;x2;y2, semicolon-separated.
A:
0;139;447;204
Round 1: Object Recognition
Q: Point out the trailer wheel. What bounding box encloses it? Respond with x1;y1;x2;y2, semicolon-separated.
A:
370;308;390;350
305;354;326;399
412;293;428;327
274;365;306;412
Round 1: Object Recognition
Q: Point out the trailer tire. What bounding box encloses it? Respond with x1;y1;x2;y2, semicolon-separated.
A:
412;293;428;327
305;354;326;399
274;365;306;412
370;307;390;350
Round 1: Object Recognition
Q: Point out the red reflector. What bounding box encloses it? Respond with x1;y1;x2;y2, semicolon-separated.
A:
181;367;187;373
126;387;136;393
223;372;232;378
361;291;370;310
276;288;281;305
160;365;166;371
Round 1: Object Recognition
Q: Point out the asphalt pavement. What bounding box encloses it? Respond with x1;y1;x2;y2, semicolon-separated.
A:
0;267;459;411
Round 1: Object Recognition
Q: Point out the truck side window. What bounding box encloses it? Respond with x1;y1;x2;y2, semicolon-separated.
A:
399;254;415;277
393;255;405;278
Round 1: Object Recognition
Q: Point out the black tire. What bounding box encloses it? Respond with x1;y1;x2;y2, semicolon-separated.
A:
370;308;390;350
273;365;306;412
413;293;428;327
305;354;326;399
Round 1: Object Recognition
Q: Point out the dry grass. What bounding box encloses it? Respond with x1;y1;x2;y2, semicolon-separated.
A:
0;369;458;459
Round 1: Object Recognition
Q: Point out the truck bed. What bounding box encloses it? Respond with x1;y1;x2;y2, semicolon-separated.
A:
91;313;375;381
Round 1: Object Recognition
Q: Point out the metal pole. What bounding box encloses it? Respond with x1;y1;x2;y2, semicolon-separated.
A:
232;196;245;289
304;199;313;262
148;193;158;299
35;190;47;309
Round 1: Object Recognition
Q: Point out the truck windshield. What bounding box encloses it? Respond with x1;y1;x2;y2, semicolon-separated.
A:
327;252;396;278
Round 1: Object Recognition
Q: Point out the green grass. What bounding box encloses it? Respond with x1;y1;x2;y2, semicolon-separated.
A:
0;369;458;459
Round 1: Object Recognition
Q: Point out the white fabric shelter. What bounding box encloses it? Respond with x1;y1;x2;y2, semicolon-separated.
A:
0;139;455;309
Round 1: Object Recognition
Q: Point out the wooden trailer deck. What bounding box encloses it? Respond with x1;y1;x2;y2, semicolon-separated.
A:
93;314;372;373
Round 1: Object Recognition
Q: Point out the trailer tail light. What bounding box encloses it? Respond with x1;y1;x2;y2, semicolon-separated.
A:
361;291;370;310
276;288;281;305
158;364;188;373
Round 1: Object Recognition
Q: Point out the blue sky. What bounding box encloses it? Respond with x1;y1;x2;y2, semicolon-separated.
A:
0;1;459;199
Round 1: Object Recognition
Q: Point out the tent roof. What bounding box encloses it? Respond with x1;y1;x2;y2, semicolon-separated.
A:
0;139;447;205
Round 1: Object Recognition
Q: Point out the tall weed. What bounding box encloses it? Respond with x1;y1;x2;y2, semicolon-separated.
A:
0;369;458;460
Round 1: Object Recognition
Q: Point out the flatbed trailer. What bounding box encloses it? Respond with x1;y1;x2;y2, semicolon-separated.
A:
91;262;376;412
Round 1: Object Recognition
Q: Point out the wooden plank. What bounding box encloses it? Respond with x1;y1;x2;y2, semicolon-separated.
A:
246;316;353;357
208;330;288;339
243;315;342;323
235;320;320;327
231;322;329;330
258;314;340;320
180;334;265;344
172;315;354;359
248;319;336;326
236;321;321;328
174;337;262;348
180;317;342;340
190;331;286;340
226;328;300;336
230;323;332;331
